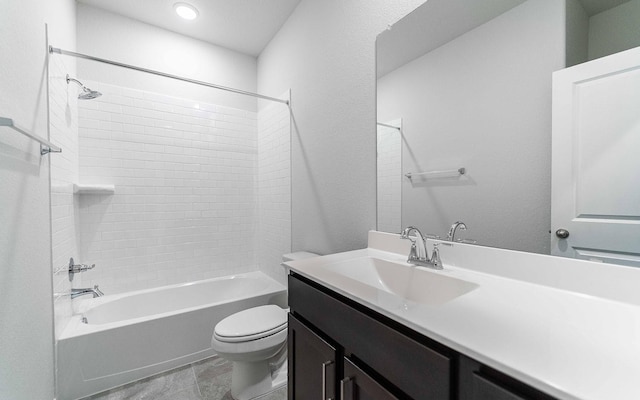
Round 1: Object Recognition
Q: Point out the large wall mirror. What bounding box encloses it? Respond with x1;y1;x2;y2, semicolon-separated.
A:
376;0;640;260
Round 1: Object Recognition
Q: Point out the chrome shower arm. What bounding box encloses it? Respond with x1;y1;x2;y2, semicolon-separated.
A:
66;74;84;88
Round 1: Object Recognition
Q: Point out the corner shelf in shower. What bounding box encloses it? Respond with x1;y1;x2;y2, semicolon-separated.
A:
73;184;115;194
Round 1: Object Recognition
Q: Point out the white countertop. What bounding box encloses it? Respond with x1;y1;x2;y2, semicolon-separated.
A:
285;231;640;400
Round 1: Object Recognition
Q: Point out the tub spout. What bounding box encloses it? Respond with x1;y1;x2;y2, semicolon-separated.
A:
71;285;104;299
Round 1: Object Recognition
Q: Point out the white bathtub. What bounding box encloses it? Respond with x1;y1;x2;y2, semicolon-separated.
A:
56;271;287;400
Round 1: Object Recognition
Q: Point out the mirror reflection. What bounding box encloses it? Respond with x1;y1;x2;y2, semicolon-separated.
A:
376;0;640;256
377;119;402;233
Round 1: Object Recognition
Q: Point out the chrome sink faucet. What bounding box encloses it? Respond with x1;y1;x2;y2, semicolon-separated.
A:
400;226;442;270
447;221;467;242
71;285;104;299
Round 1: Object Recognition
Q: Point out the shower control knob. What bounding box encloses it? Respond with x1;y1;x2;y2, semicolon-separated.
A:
555;229;570;239
68;257;96;278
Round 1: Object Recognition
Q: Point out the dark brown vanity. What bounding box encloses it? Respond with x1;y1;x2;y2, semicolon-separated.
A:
288;273;557;400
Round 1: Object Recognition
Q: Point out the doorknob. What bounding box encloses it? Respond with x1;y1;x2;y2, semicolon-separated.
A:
555;229;570;239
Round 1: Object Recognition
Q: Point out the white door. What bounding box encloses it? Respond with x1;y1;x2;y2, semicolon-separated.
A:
551;46;640;267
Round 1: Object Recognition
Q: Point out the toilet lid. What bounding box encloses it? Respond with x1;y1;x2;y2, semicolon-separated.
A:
214;305;287;342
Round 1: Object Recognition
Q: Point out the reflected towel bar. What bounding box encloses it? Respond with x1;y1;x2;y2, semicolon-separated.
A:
377;122;401;130
0;117;62;155
405;167;465;179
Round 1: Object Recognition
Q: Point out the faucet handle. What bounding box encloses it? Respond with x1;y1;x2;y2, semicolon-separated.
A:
93;285;104;297
430;243;442;269
68;257;96;278
407;241;419;261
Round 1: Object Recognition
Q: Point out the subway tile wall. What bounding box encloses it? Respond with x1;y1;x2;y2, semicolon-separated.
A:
75;82;265;294
49;55;80;337
377;121;402;234
257;93;291;286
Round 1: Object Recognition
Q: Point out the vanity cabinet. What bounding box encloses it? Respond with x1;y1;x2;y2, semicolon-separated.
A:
289;273;451;400
288;273;558;400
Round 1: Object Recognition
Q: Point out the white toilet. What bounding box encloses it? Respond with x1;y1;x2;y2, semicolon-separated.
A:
211;252;318;400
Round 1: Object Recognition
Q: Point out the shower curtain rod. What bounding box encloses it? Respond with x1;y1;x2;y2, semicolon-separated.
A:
49;46;289;105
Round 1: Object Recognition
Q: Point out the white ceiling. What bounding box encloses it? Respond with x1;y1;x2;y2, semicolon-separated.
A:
77;0;302;57
376;0;633;79
376;0;525;78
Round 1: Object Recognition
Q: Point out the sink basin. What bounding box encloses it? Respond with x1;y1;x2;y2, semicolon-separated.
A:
318;257;478;305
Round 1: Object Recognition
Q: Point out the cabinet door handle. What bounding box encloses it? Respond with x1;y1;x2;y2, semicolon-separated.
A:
340;377;353;400
322;360;334;400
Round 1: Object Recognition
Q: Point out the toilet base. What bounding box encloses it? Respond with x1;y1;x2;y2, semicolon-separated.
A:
230;359;287;400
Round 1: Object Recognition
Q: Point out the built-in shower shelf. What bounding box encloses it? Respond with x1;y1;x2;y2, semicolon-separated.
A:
73;184;115;194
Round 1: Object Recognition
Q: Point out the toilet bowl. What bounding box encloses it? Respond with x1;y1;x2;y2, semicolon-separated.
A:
211;252;319;400
212;305;288;400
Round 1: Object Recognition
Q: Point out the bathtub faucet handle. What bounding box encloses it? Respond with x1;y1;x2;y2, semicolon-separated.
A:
93;285;104;297
68;257;96;278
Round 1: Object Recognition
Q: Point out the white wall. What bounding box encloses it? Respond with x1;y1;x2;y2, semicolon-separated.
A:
377;0;565;254
0;1;76;398
257;0;426;255
76;4;259;112
257;93;292;285
588;0;640;60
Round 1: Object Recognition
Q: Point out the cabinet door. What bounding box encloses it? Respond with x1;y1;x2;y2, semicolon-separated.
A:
470;373;526;400
288;314;337;400
459;355;557;400
340;358;399;400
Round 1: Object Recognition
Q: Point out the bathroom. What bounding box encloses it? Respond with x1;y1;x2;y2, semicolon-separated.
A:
2;0;640;399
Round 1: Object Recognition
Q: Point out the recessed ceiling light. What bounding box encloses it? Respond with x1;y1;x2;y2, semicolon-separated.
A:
174;3;199;20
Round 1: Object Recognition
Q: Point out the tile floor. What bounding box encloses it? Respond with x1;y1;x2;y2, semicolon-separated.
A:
82;356;287;400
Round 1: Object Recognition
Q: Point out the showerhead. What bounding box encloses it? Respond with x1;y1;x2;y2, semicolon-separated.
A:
66;74;102;100
78;88;102;100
